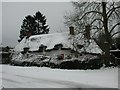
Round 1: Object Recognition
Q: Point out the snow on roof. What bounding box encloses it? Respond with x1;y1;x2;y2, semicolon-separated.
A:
74;33;102;54
14;32;71;52
80;39;102;54
14;32;102;54
110;49;120;52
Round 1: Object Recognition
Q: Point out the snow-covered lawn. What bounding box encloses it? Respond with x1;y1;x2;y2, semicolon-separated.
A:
0;65;118;88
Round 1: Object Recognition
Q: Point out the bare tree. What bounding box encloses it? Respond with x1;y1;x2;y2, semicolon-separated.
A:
64;1;120;66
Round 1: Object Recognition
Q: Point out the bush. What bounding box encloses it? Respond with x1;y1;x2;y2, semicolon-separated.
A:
60;60;81;69
39;61;50;67
59;54;103;70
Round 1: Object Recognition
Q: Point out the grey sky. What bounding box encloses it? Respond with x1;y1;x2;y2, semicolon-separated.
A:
0;2;2;46
2;2;73;47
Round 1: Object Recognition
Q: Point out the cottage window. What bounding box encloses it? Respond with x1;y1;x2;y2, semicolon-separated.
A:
39;44;47;52
23;47;29;53
54;44;63;50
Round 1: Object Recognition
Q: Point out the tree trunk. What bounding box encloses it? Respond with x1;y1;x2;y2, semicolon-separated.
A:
102;2;111;66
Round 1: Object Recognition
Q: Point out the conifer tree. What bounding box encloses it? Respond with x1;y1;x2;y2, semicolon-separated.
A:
34;11;49;34
19;11;49;42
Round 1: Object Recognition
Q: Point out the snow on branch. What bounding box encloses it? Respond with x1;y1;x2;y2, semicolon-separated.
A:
114;10;120;20
92;25;103;30
110;22;120;33
111;31;120;37
79;11;103;21
91;18;103;25
107;6;120;19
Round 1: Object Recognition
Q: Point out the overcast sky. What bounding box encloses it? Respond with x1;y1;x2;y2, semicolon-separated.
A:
2;2;73;47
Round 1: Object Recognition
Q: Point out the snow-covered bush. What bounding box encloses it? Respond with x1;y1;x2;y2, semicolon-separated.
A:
11;52;50;66
11;51;111;70
41;54;103;70
59;55;103;70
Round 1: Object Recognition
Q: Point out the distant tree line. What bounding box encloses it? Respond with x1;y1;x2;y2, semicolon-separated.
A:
18;11;49;42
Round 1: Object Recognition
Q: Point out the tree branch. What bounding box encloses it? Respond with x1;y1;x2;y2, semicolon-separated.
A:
107;5;120;15
93;38;104;52
110;23;120;33
111;31;120;37
92;25;103;30
114;10;120;20
79;11;103;21
106;2;115;11
91;25;103;38
91;18;103;25
107;6;120;19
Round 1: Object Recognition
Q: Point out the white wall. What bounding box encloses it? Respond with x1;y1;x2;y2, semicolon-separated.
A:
32;49;73;59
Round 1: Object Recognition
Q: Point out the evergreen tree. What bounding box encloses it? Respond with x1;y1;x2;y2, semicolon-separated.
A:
34;11;49;34
19;15;36;41
19;11;49;42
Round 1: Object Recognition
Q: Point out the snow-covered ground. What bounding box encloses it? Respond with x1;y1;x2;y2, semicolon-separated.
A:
0;65;118;88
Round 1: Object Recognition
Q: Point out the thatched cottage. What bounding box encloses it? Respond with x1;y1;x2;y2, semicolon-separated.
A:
14;27;102;60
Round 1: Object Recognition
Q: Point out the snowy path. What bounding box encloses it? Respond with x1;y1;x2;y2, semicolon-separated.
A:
0;65;118;88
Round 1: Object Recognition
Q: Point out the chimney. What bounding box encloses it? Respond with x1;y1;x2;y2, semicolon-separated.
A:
69;26;74;35
25;31;32;38
84;24;91;39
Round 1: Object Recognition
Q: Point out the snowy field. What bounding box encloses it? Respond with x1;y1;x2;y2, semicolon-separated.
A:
0;65;118;89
